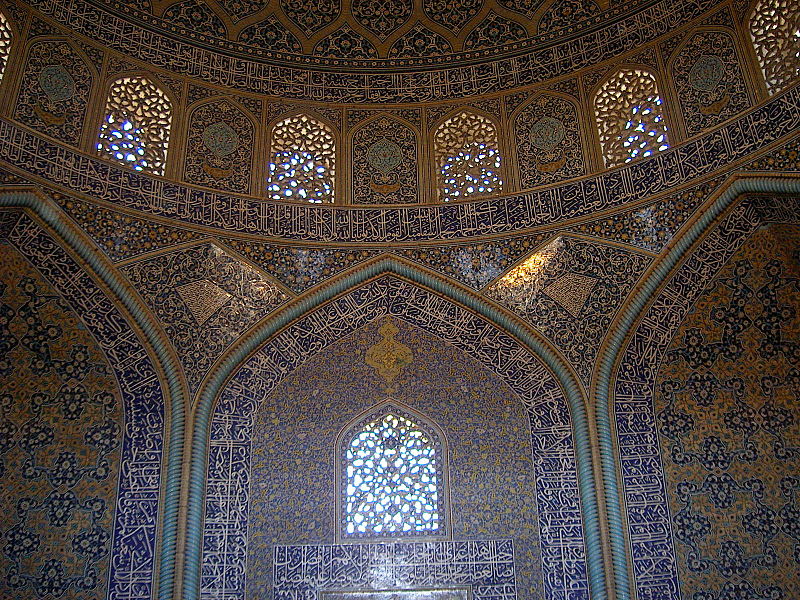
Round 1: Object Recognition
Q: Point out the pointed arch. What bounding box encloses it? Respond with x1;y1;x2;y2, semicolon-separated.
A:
592;175;800;600
183;254;607;600
0;190;187;600
13;37;96;146
97;73;173;175
593;66;671;167
432;108;504;201
266;111;337;203
668;27;752;136
350;113;420;204
512;91;587;188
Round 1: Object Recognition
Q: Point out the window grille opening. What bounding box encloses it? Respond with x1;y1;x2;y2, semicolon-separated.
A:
267;114;335;203
340;405;447;539
0;12;11;84
595;69;670;167
97;76;171;175
434;111;503;201
749;0;800;94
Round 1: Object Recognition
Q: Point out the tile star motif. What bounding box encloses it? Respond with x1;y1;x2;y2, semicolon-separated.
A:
176;279;233;325
542;273;598;317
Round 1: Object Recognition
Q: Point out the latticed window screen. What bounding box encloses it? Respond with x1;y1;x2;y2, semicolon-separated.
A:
750;0;800;94
266;113;335;203
96;76;172;175
0;12;11;84
340;406;446;538
433;111;503;201
594;69;670;167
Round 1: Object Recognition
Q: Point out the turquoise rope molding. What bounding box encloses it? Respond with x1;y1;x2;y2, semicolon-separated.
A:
182;258;610;600
593;176;800;600
0;192;185;600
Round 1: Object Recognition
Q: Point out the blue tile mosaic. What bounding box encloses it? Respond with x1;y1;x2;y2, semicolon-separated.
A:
0;211;164;600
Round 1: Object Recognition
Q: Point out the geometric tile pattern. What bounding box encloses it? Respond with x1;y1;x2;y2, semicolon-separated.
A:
487;236;651;384
0;212;164;600
203;276;588;600
613;200;764;600
655;225;800;600
121;242;289;395
274;540;515;600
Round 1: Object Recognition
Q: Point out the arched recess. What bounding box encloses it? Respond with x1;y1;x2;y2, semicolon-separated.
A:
95;72;175;176
668;26;753;137
592;175;800;600
511;91;587;189
183;256;608;600
431;108;505;201
591;65;672;167
13;37;96;147
264;110;339;203
0;191;187;600
350;114;421;204
181;96;258;195
0;9;15;87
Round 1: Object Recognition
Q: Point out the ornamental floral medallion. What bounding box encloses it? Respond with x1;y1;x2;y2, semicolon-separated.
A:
688;54;725;92
366;138;403;175
365;319;413;387
528;116;566;152
202;121;240;158
38;64;75;103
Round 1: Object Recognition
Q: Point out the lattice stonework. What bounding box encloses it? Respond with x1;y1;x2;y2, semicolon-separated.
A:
267;113;335;203
340;405;446;538
0;12;11;83
434;111;503;201
97;76;172;175
594;69;670;167
750;0;800;94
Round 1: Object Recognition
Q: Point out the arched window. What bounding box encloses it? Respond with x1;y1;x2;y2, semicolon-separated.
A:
96;76;172;175
338;403;447;539
0;11;12;84
749;0;800;94
434;110;503;201
266;113;335;203
594;69;670;167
